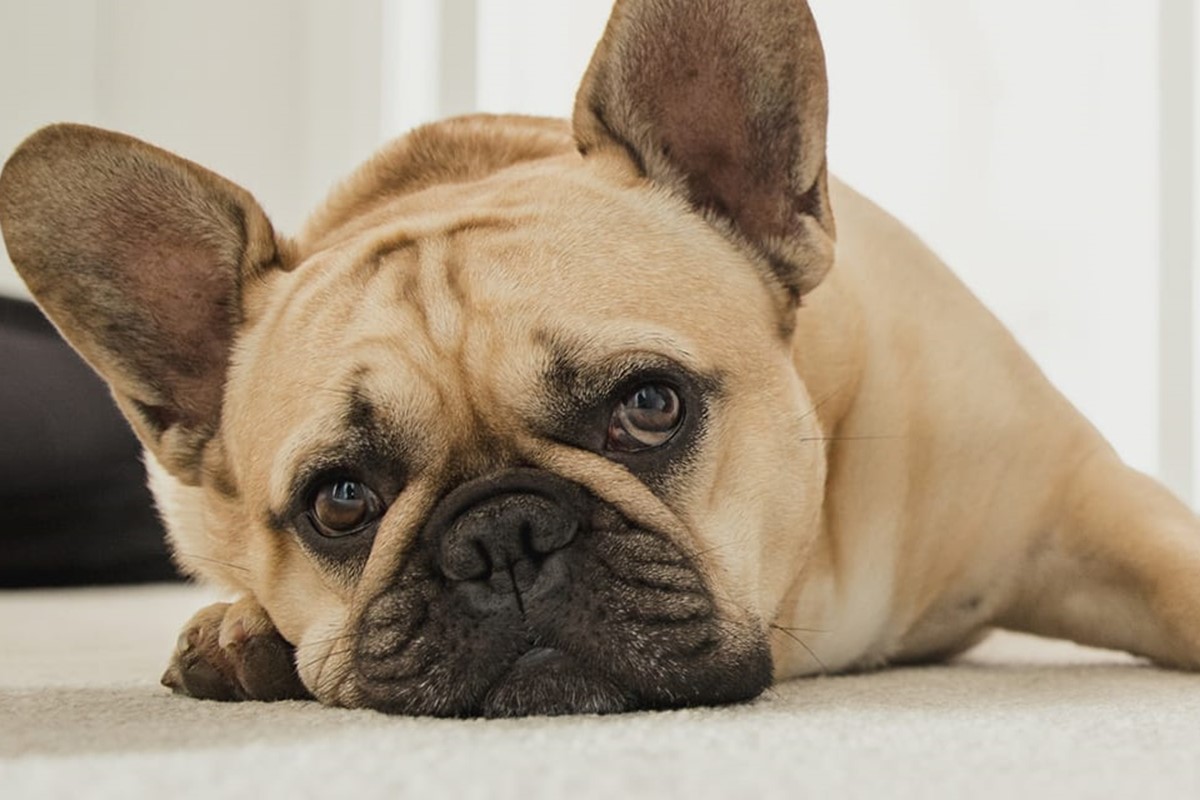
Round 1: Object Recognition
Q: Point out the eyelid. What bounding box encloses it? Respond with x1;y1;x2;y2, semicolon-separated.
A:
570;355;689;408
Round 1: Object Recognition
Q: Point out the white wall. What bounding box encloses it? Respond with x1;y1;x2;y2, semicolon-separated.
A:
1193;3;1200;503
0;0;385;297
820;1;1162;483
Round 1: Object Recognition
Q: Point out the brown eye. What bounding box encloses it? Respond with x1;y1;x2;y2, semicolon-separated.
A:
607;384;683;452
309;479;383;537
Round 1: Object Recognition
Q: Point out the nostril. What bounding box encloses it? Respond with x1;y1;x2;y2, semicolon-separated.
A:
440;532;491;582
474;539;493;575
518;520;536;560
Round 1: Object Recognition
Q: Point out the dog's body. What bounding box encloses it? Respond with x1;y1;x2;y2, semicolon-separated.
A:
3;0;1199;716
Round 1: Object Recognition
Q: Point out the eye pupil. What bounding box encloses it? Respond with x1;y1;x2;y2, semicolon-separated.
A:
607;383;684;452
332;480;360;502
311;479;380;537
633;387;665;411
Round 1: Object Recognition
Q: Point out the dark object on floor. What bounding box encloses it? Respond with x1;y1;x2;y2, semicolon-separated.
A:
0;295;179;587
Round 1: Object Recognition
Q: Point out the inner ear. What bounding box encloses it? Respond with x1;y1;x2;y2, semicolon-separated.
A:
574;0;836;305
0;123;284;482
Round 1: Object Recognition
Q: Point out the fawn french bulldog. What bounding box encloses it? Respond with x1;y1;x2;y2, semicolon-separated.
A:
3;0;1198;717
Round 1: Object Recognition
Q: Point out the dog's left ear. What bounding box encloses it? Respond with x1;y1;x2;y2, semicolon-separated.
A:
0;124;285;484
574;0;835;305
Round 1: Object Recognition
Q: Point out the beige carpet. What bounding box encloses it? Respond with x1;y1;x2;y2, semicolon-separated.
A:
2;584;1198;799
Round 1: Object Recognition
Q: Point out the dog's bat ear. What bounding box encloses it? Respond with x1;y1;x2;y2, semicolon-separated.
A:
574;0;835;304
0;124;286;484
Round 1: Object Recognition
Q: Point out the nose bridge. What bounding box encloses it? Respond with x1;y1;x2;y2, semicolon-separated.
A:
436;388;518;482
413;230;534;477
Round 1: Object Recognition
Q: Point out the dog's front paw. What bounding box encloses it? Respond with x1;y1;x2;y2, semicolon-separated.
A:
161;599;311;702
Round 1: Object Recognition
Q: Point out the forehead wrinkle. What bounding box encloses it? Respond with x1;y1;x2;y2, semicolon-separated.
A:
403;229;514;453
444;230;557;462
380;236;471;435
288;243;436;398
268;233;401;337
413;235;466;354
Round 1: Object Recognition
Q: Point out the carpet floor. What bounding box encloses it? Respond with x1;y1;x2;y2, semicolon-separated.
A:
1;583;1198;799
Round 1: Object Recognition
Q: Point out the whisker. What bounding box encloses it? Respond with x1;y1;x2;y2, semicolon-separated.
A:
797;387;843;424
683;536;754;563
300;633;358;648
174;553;251;573
797;435;903;443
712;579;835;671
706;585;836;651
770;624;828;674
299;646;356;674
772;624;831;634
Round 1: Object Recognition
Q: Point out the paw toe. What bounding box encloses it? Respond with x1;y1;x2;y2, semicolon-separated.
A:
165;600;310;703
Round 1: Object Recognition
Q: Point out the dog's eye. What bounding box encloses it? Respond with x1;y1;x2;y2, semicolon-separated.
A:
309;479;383;537
606;384;683;452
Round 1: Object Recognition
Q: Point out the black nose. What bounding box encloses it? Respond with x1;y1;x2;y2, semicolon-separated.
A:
429;470;586;608
439;494;578;582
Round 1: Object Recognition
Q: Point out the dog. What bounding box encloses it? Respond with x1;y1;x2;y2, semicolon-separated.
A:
2;0;1198;717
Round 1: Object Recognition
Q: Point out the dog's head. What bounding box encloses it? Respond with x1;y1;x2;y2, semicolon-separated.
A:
0;0;835;716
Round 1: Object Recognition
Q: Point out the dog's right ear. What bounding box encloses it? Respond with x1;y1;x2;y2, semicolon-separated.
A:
574;0;835;310
0;124;286;484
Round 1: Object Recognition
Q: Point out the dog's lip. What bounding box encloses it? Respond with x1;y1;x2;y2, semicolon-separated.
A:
480;646;628;717
511;646;563;669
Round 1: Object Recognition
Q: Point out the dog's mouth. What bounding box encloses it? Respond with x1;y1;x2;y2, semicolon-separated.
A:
345;469;772;717
479;647;627;717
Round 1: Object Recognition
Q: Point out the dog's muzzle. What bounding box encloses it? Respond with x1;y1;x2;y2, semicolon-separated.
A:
351;467;772;717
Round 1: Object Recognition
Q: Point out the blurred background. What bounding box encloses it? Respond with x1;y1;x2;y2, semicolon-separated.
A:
0;0;1196;503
